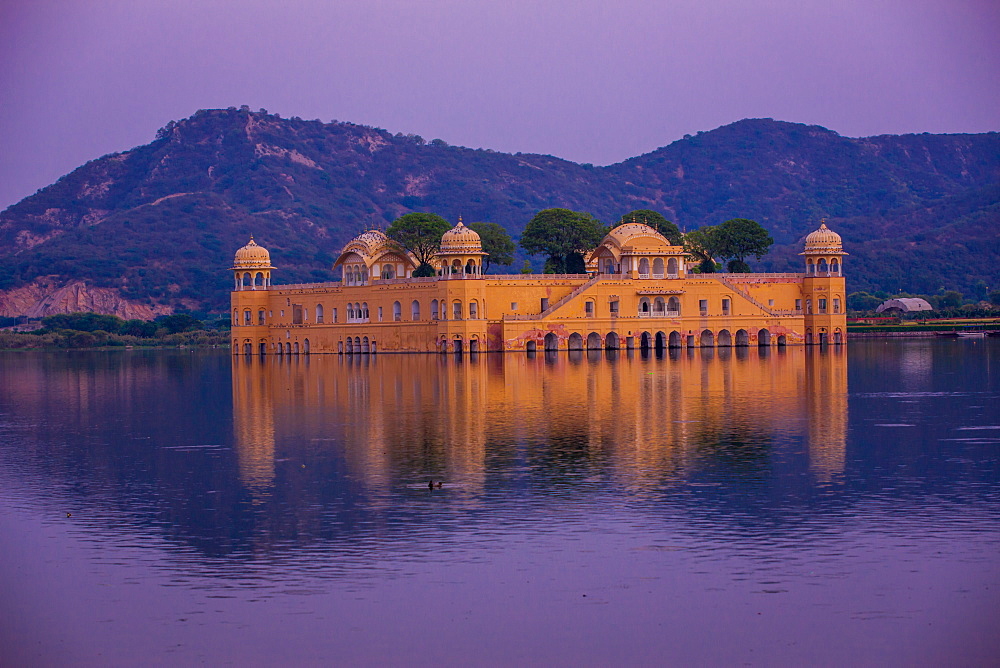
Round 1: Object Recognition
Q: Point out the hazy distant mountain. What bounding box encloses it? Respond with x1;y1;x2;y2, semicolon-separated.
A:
1;108;997;316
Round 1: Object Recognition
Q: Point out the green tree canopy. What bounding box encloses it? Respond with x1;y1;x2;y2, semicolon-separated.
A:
386;212;452;271
468;222;515;272
714;218;774;271
619;209;683;245
520;208;606;274
42;312;124;333
683;225;722;273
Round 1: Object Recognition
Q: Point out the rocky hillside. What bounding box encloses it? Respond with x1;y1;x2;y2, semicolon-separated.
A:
1;108;997;315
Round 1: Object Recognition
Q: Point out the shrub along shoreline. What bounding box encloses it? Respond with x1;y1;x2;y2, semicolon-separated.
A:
0;312;230;349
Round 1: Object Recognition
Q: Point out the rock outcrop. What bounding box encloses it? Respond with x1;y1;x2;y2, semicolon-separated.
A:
0;278;172;319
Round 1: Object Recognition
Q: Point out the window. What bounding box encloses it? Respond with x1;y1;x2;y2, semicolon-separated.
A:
795;299;802;312
244;310;252;325
699;299;708;315
268;311;273;318
819;298;827;314
316;304;324;323
585;301;594;317
722;298;730;316
806;299;812;314
833;298;841;314
469;301;478;319
768;299;774;307
610;300;619;314
280;310;285;318
431;299;439;319
378;306;383;322
258;310;265;325
332;308;338;323
510;302;518;311
453;301;462;320
411;300;420;320
393;301;401;322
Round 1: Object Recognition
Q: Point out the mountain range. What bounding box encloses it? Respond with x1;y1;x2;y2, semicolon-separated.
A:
1;107;997;316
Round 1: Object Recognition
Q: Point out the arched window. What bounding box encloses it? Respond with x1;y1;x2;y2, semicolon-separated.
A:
258;309;266;325
382;265;395;279
466;260;476;274
604;259;614;274
653;258;664;276
431;299;439;320
667;257;678;276
831;258;840;275
818;258;829;274
469;300;478;319
452;301;462;320
667;296;680;315
361;270;368;284
315;304;324;323
806;260;814;274
393;301;402;321
232;309;238;325
639;298;650;315
243;309;252;325
638;258;650;276
242;272;251;288
452;259;462;274
362;302;369;319
653;297;665;314
411;300;421;320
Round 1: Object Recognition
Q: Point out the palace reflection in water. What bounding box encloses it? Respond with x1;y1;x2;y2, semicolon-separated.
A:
232;346;848;502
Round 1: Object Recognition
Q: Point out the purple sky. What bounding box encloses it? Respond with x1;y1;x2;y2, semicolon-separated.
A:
1;0;998;211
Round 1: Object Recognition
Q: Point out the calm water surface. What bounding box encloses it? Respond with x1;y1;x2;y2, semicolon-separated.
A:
1;340;998;666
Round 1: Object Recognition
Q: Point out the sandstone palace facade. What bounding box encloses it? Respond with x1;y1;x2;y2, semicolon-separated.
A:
231;220;847;354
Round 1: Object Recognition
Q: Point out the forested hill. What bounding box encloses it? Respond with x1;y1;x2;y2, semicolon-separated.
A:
1;108;997;316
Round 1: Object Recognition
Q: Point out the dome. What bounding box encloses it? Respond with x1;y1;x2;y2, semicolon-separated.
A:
601;222;673;252
439;219;483;253
233;236;273;269
803;222;844;253
352;229;389;254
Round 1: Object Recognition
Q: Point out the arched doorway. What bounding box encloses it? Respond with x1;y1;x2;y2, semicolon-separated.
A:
718;329;732;347
605;332;620;350
469;338;480;353
700;330;715;347
293;341;299;354
640;332;651;349
568;333;584;350
544;332;559;351
758;329;771;346
259;341;267;355
453;338;464;353
777;334;787;346
655;331;666;350
303;339;310;354
669;331;682;348
734;329;749;346
834;329;843;344
586;332;603;350
526;340;537;353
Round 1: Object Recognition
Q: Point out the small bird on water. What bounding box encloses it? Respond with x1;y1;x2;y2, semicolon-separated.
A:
427;480;443;489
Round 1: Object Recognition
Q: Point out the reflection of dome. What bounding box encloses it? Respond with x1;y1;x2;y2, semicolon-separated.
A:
440;219;483;253
803;223;843;252
233;237;273;269
601;222;672;252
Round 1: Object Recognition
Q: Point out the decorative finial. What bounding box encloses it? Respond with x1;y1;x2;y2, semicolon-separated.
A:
458;215;464;226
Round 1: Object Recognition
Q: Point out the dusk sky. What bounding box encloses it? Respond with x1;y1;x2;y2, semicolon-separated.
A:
1;0;998;210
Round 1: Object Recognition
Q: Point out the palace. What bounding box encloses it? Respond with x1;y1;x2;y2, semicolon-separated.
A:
230;219;847;354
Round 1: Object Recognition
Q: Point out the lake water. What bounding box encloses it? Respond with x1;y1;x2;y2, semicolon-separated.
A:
1;340;998;666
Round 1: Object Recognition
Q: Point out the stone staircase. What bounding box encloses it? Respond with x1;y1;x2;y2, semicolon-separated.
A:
715;276;778;315
512;274;606;321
